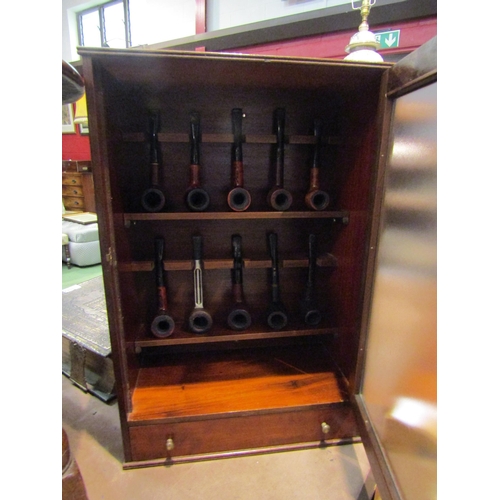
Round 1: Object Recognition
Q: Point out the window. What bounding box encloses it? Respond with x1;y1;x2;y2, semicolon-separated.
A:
78;0;131;48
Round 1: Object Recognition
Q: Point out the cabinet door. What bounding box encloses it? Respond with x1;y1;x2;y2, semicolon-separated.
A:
354;38;437;500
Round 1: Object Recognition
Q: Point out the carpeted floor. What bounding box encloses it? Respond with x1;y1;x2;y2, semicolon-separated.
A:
62;262;103;289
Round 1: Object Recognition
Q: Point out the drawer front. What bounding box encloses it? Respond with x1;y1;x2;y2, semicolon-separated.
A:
63;196;85;210
129;405;357;463
62;174;82;186
62;185;84;197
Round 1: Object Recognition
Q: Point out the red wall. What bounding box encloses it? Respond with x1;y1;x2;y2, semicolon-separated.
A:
62;102;91;161
226;17;437;59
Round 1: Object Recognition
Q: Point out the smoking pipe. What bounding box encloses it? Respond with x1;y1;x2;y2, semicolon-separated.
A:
227;234;252;331
267;108;293;211
265;232;288;330
188;235;213;333
150;237;175;338
141;113;166;212
305;119;330;211
300;233;322;326
185;111;210;212
227;108;252;211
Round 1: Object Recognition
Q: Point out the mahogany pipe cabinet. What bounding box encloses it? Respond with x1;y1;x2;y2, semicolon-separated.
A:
79;36;436;499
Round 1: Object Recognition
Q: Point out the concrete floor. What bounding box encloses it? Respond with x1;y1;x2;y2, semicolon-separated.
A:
63;375;375;500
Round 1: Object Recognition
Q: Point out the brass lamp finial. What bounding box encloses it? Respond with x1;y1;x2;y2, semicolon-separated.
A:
344;0;383;62
357;0;374;32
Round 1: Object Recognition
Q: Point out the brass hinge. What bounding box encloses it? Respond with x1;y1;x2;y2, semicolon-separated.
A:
106;247;113;265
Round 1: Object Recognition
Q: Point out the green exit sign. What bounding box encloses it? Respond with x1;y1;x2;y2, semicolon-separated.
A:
374;30;400;50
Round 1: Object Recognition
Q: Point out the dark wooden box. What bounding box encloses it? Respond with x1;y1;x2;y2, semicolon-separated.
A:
79;39;436;498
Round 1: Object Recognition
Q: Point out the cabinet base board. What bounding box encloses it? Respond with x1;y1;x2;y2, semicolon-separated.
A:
123;436;361;469
127;402;357;464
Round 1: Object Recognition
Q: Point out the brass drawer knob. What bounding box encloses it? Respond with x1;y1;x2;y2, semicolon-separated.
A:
321;422;330;434
166;438;174;451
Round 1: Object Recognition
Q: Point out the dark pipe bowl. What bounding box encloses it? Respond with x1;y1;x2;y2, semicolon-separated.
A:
227;307;252;331
151;314;175;338
304;308;322;326
186;187;210;212
268;188;293;211
227;187;251;212
266;308;288;330
189;309;213;333
305;190;330;211
141;188;166;212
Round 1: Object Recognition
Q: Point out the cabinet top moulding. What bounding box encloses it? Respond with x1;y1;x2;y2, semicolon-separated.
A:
78;47;391;94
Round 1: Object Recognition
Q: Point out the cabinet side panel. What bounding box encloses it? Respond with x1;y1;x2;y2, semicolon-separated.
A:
329;79;388;385
82;56;138;461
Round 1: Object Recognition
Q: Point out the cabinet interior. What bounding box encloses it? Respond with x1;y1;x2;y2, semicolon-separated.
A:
84;50;390;457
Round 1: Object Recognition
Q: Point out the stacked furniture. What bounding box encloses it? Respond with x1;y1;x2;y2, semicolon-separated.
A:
62;161;96;213
62;161;100;267
61;217;101;267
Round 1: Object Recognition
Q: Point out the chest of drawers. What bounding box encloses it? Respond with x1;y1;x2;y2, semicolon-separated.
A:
62;164;96;213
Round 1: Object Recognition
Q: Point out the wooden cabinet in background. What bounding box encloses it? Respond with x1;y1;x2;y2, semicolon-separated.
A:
62;161;96;213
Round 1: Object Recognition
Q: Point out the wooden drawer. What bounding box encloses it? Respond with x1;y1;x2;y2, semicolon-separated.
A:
62;185;84;197
62;174;82;186
128;404;357;463
63;160;92;172
63;196;85;210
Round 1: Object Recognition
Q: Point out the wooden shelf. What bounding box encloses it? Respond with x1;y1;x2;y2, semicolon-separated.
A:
122;132;341;146
124;211;349;225
128;344;346;423
134;323;338;348
118;253;337;272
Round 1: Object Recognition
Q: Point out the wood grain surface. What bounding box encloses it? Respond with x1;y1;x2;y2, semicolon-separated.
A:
130;345;345;422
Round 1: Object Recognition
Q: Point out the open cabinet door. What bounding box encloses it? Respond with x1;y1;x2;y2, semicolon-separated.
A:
353;38;437;500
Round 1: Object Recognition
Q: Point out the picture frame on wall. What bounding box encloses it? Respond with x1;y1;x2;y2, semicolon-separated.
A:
79;122;89;135
62;104;75;134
